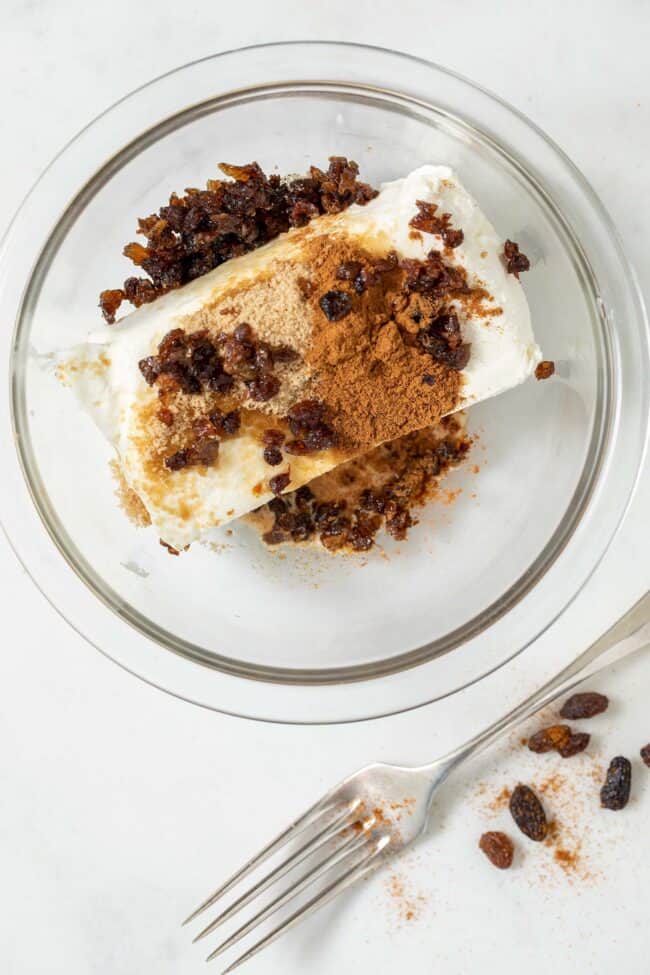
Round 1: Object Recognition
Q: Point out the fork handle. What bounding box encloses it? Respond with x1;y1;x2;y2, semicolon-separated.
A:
430;590;650;776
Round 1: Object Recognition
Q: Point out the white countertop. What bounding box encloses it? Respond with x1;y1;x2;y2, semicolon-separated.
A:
2;3;649;973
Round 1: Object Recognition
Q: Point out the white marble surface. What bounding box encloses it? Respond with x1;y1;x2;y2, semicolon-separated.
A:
2;2;649;973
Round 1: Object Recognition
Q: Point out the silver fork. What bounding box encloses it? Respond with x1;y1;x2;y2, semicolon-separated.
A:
184;590;650;971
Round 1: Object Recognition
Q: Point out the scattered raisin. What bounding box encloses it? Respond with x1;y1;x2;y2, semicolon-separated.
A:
422;373;436;386
558;732;590;758
263;446;283;466
479;831;514;869
269;471;291;495
560;692;609;720
509;784;548;841
319;289;352;321
535;360;555;381
503;239;531;277
600;757;632;810
640;744;650;768
528;725;572;754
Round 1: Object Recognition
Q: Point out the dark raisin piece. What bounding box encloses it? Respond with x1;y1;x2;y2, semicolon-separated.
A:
303;423;336;451
385;505;412;540
509;784;548;841
348;528;374;552
528;725;572;754
295;485;315;508
263;429;285;447
422;373;436;386
560;692;609;720
319;290;352;321
287;399;325;433
503;239;531;277
99;288;125;324
267;497;287;516
600;757;632;810
192;439;220;466
290;512;314;542
272;345;299;364
222;411;241;435
535;360;555;380
157;408;174;426
640;744;650;767
262;528;286;546
269;471;291;495
558;732;590;758
263;446;283;466
479;831;514;869
336;260;363;281
139;356;161;385
164;449;189;471
283;439;309;455
234;322;253;342
442;226;464;248
247;376;280;401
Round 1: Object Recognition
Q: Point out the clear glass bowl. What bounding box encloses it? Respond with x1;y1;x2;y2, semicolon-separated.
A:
0;43;647;722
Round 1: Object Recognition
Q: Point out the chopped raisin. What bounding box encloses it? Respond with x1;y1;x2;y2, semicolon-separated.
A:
319;290;352;321
560;692;609;720
247;375;280;402
600;757;631;810
640;744;650;768
222;410;241;435
164;449;189;471
409;200;463;248
509;784;548;841
479;831;514;869
295;485;315;507
269;472;291;495
102;157;377;315
263;446;283;466
99;288;125;324
422;373;436;386
535;360;555;381
262;428;285;447
503;239;531;277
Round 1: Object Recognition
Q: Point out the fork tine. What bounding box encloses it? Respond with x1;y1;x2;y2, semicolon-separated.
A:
217;834;391;972
182;797;358;926
192;801;365;943
205;821;376;962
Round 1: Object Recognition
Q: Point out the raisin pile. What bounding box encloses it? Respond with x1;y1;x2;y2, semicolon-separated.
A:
99;157;377;323
259;433;467;552
139;323;291;405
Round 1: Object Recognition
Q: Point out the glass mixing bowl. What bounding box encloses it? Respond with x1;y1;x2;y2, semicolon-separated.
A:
0;43;647;722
